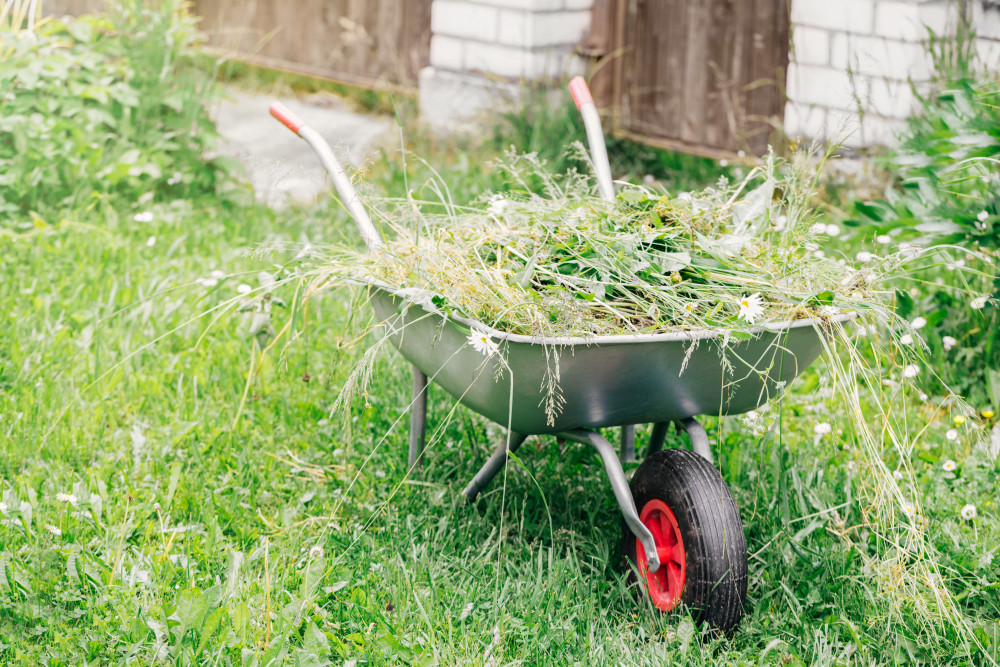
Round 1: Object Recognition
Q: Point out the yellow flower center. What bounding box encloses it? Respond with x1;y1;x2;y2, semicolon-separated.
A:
741;300;749;308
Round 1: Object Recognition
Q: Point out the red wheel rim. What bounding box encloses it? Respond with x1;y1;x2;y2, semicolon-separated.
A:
636;498;686;612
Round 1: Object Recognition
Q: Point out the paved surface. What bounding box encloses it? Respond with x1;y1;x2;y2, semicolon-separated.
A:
211;89;391;208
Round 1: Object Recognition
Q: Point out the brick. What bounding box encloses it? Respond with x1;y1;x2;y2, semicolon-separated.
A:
867;78;918;118
429;35;465;70
786;63;868;111
978;37;1000;70
563;0;594;8
498;9;529;46
973;3;1000;41
783;100;826;139
855;114;906;147
791;0;874;34
498;8;591;47
873;1;925;42
830;33;933;80
431;1;499;42
475;0;564;10
791;25;830;65
463;41;533;77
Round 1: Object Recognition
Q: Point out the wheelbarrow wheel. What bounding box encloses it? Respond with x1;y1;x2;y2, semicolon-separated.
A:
621;448;747;632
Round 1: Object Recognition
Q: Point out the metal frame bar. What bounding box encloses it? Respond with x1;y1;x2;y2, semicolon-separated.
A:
559;429;660;572
647;421;669;457
408;366;428;468
461;431;529;500
682;416;712;461
620;424;636;463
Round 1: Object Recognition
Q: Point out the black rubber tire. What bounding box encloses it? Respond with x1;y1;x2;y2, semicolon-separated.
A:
621;448;748;632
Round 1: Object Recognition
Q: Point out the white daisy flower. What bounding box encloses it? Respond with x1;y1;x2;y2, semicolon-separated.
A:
682;301;697;315
855;251;873;262
56;492;78;505
814;422;832;436
902;364;919;378
876;234;892;244
919;392;928;401
237;284;252;295
902;502;917;518
892;470;904;481
942;459;957;472
45;524;62;536
813;250;826;258
196;277;218;288
308;545;324;560
145;236;156;247
826;224;841;236
133;211;154;223
168;172;183;185
960;504;977;520
946;429;958;441
468;330;499;357
809;222;827;235
942;336;957;351
0;501;7;514
899;334;913;346
487;194;510;217
737;293;764;324
977;210;989;222
209;270;227;280
971;296;988;310
910;317;926;329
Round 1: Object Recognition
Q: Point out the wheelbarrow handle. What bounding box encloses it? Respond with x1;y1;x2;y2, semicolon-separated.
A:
569;76;615;202
269;101;383;251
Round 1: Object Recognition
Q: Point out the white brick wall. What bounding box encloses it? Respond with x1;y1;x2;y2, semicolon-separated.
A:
420;0;594;130
783;0;998;148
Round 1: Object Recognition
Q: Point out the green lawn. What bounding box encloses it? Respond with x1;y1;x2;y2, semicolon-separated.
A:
2;6;999;665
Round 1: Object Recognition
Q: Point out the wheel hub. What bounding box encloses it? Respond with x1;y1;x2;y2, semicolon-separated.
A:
636;498;686;611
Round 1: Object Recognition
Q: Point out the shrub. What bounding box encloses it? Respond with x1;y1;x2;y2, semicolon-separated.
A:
0;1;239;220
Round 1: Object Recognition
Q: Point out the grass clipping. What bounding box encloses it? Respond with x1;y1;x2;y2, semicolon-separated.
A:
311;150;991;648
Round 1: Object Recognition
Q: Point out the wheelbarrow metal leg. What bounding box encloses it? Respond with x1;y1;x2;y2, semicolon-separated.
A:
559;429;661;573
462;431;528;501
620;424;636;463
683;416;711;462
647;421;669;457
408;365;428;468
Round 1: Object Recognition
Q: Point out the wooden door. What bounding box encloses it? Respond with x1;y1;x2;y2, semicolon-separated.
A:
194;0;433;89
610;0;789;158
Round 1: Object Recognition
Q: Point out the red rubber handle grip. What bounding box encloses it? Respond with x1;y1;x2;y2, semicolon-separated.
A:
569;76;594;109
269;101;305;135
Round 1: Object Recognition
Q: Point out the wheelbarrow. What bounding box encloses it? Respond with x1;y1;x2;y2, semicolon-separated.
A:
269;79;844;632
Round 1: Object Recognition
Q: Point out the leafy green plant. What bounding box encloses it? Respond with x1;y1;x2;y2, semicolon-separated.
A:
0;1;240;221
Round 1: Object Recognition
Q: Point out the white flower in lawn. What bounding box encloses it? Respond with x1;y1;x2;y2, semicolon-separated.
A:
919;392;928;401
946;429;958;441
978;210;989;222
56;492;77;505
682;301;697;315
308;545;324;560
910;317;926;329
899;333;913;346
209;270;226;280
902;364;919;378
237;284;252;295
168;172;183;185
826;224;841;236
902;502;917;518
813;250;826;258
942;459;957;472
487;194;510;218
803;241;819;251
960;504;977;520
876;234;892;244
45;524;62;536
0;501;7;514
133;211;153;223
856;251;873;262
814;422;832;436
942;335;957;351
737;293;764;324
809;222;827;235
468;329;499;357
892;470;904;481
145;236;156;247
971;296;988;310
